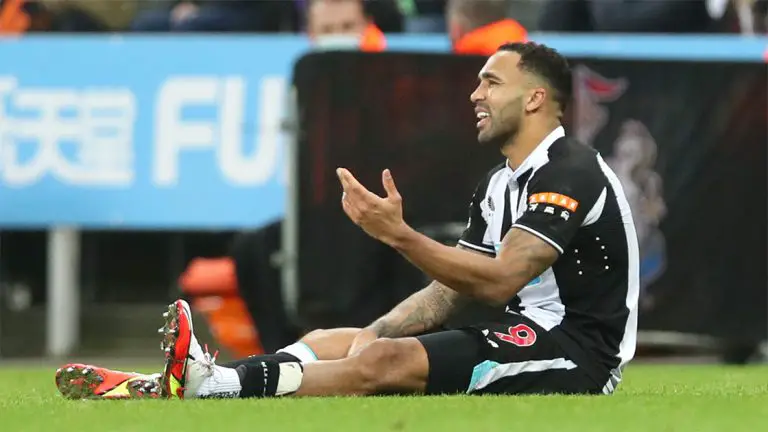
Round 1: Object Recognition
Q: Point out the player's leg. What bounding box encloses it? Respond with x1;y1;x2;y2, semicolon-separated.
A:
298;327;361;359
54;318;358;399
243;314;605;397
224;338;430;398
161;299;483;398
288;329;483;396
219;327;360;370
158;299;364;398
273;337;430;396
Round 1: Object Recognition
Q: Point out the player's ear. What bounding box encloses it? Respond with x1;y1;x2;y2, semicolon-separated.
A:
524;87;546;113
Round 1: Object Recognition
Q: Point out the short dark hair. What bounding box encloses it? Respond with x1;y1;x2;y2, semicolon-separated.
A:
497;42;572;113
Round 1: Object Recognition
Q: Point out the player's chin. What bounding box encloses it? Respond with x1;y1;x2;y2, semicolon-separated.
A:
476;129;495;144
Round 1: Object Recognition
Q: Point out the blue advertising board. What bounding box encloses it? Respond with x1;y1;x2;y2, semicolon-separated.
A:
0;36;311;228
0;34;765;228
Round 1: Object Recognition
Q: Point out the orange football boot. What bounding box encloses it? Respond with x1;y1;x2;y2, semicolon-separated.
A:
55;363;161;400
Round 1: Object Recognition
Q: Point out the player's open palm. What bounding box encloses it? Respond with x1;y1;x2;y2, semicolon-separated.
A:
336;168;408;246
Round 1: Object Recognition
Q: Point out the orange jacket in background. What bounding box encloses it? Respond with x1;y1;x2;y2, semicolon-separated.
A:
453;19;528;56
360;22;386;52
0;0;30;35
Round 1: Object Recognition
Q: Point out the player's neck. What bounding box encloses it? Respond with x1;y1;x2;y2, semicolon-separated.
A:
502;120;561;170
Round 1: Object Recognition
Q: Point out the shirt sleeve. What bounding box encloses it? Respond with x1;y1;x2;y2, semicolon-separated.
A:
513;161;606;254
457;180;495;255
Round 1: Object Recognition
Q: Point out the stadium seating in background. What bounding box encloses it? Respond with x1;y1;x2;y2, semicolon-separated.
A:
130;0;299;32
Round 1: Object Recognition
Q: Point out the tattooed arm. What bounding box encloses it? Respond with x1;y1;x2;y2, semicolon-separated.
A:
364;245;489;338
346;280;463;355
367;280;465;338
389;227;559;306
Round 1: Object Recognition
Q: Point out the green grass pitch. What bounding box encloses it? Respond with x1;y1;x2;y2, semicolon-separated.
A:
2;364;767;431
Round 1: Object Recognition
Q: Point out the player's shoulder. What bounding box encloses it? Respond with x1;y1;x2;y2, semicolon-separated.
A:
544;137;604;174
547;136;600;167
533;136;606;184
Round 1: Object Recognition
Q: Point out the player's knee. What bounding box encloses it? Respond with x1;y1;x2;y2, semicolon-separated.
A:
299;327;361;361
301;327;360;343
301;328;330;340
354;338;411;392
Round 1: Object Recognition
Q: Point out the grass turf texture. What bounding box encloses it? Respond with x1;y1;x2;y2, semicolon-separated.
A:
1;364;767;431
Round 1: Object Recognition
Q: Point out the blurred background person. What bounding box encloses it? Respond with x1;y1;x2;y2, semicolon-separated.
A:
129;0;298;32
306;0;386;51
536;0;762;33
447;0;527;55
398;0;447;33
1;0;117;33
708;0;768;33
41;0;135;31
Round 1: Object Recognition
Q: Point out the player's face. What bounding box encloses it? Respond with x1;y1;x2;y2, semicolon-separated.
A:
470;52;527;145
307;0;367;39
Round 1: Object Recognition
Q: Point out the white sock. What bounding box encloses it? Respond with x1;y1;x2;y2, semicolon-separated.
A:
195;366;242;398
277;342;319;364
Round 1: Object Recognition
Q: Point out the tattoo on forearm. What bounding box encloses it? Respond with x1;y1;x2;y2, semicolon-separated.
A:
369;244;497;337
369;282;467;338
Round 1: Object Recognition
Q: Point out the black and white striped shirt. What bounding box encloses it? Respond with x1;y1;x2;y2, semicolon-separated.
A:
459;126;639;393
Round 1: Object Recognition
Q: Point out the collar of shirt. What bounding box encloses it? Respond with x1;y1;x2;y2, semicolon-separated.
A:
504;126;566;182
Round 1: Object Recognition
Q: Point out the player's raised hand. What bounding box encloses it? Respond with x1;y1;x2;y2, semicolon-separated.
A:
337;168;408;246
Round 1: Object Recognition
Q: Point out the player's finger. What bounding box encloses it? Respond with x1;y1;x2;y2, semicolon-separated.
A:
341;190;357;211
381;169;401;201
341;195;360;223
336;168;351;192
337;168;361;197
337;168;357;187
341;190;362;212
338;168;377;200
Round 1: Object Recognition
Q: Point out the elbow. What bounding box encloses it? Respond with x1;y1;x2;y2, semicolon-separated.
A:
475;282;518;307
471;267;523;306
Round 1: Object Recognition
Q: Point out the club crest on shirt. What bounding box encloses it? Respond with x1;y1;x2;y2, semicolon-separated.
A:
479;195;494;223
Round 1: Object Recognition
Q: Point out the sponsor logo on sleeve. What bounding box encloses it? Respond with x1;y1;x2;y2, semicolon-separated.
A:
529;192;579;211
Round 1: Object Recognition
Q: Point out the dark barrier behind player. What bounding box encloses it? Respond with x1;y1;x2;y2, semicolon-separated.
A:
566;59;768;348
291;51;767;346
292;52;500;330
